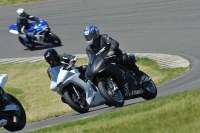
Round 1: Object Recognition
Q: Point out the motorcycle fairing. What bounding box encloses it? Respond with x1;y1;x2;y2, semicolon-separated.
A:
86;54;116;80
0;74;8;88
85;81;105;107
50;65;75;92
50;65;105;107
60;76;105;107
9;19;50;42
51;65;62;83
90;53;141;99
50;65;92;97
9;24;18;34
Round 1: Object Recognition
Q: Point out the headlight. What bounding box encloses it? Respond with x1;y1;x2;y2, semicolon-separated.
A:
43;25;48;30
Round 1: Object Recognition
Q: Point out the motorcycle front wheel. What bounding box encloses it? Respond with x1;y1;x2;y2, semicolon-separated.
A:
18;36;35;49
3;94;26;132
98;80;124;107
63;90;89;114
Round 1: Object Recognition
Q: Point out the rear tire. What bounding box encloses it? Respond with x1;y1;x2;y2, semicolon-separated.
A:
63;90;89;113
98;80;124;107
47;33;62;46
140;72;157;100
3;94;26;132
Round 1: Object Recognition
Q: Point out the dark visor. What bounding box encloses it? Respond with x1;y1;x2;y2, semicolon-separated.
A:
19;13;26;18
84;35;94;41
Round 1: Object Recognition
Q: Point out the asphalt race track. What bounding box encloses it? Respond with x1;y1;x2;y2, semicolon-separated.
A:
1;0;200;132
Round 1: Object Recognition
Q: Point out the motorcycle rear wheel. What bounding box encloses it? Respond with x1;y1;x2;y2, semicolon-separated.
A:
3;94;26;132
140;72;157;100
63;90;89;113
47;33;62;46
98;80;124;107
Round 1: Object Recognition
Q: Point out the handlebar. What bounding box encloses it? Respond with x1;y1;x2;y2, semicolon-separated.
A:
65;62;74;70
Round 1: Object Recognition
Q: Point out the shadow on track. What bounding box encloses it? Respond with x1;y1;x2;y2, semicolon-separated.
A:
72;100;146;115
123;100;144;107
23;45;63;51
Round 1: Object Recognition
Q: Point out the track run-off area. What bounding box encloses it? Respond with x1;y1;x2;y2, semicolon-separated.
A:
0;0;200;132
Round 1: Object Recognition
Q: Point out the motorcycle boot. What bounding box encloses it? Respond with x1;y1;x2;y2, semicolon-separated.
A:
127;54;151;84
25;35;34;49
19;33;30;43
126;62;140;77
126;62;151;85
20;33;34;49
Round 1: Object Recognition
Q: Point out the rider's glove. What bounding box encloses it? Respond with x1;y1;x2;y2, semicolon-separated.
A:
70;59;76;63
65;59;76;70
107;51;115;56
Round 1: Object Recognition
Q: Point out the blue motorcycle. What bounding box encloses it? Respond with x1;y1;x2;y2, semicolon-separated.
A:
9;19;62;49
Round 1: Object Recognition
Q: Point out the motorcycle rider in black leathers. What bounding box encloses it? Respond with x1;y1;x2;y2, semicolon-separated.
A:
16;8;40;48
83;25;144;80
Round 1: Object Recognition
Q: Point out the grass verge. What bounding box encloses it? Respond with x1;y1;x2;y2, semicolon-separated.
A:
0;0;44;6
0;57;188;124
27;88;200;133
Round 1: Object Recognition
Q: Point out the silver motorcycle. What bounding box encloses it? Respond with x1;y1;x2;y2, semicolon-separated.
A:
49;57;106;113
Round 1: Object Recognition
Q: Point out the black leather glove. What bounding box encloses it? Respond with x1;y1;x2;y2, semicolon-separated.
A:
60;56;70;64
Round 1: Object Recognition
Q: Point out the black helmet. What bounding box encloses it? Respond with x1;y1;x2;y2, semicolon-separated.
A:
44;49;60;66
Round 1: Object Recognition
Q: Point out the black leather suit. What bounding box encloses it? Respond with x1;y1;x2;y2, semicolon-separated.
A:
85;34;141;79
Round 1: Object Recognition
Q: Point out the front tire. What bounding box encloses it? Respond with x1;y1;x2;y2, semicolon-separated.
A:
3;94;26;132
18;36;35;49
98;80;124;107
63;90;89;114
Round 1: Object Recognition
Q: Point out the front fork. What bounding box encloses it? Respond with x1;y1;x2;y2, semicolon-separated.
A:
71;86;87;106
102;76;119;93
109;77;119;92
72;86;80;99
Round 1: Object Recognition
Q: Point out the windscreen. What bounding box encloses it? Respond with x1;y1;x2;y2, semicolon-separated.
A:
50;65;62;82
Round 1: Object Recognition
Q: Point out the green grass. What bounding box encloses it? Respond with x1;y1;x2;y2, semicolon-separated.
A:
0;0;44;6
27;88;200;133
0;57;188;124
0;1;192;132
